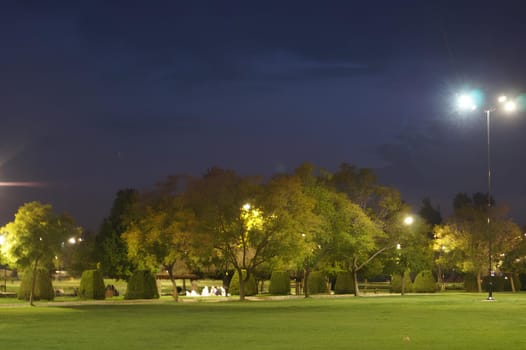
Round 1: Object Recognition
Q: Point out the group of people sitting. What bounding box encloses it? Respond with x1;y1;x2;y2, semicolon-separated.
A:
186;285;226;297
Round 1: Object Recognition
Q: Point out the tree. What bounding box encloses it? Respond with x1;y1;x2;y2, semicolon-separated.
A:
500;229;526;292
322;191;384;295
419;197;442;227
1;202;81;305
95;189;139;280
434;192;520;292
327;163;410;294
122;176;199;302
186;168;315;300
384;216;433;295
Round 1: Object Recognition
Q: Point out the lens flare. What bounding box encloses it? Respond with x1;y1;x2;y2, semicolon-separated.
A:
0;181;46;187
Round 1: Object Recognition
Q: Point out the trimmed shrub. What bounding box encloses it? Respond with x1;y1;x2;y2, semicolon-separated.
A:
125;270;159;299
18;268;54;301
228;270;257;296
334;271;354;295
308;271;327;294
463;273;478;292
413;270;437;293
390;272;412;293
79;269;106;300
269;271;290;295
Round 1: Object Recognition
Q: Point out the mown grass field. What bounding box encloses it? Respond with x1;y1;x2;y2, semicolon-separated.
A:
2;293;526;349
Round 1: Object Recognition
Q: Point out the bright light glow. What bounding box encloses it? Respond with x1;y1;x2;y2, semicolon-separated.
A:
242;203;251;211
68;237;77;244
498;95;508;103
396;243;401;250
403;216;414;225
503;100;517;112
457;94;477;111
0;235;4;245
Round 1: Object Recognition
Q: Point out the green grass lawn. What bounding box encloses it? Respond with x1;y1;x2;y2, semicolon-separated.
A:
2;293;526;349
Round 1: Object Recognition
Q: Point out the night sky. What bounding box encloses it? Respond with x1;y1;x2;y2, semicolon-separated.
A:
2;1;526;231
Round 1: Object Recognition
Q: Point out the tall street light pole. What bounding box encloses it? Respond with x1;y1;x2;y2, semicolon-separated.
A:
485;108;494;300
458;93;517;301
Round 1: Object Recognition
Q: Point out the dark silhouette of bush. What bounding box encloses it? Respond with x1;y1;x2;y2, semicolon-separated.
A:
125;270;159;299
334;271;354;294
463;273;478;292
79;269;106;300
482;274;521;292
413;270;437;293
269;271;290;295
308;271;327;294
18;268;54;301
228;270;257;296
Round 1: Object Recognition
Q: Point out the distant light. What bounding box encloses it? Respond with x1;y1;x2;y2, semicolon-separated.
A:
0;235;5;245
404;216;414;225
503;100;517;112
396;243;401;250
457;94;477;111
242;203;251;211
498;95;508;103
68;237;77;244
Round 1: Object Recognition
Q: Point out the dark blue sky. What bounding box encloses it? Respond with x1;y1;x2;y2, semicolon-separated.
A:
1;0;526;230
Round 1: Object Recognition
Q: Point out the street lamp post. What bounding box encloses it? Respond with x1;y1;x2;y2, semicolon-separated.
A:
485;107;495;300
457;93;517;300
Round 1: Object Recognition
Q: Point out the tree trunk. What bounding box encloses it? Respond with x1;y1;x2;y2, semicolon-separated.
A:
476;271;482;293
437;263;445;291
510;273;516;293
167;267;179;302
401;270;406;296
295;278;301;296
238;268;246;301
29;258;39;306
303;266;311;298
353;268;360;296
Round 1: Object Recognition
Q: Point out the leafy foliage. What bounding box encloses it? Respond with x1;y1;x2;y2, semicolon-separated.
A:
186;168;315;299
434;193;522;292
2;201;81;304
419;197;442;227
79;269;106;300
122;176;199;301
95;189;139;280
